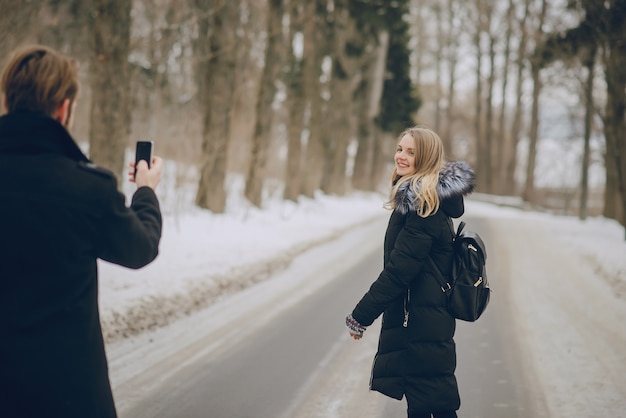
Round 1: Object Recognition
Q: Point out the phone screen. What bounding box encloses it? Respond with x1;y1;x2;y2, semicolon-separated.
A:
135;141;154;176
135;141;153;168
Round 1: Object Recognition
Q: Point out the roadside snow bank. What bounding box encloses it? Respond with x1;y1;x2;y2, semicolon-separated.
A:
98;192;387;343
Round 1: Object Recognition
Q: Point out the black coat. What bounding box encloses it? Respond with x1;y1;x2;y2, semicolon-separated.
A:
0;111;162;418
351;162;475;414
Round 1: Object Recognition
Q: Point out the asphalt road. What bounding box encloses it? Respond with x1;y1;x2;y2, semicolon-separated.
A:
453;217;548;418
114;216;548;418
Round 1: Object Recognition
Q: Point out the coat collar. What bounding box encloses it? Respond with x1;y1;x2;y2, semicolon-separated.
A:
394;161;475;215
0;111;89;162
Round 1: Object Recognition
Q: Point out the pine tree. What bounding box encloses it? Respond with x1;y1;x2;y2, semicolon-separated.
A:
376;0;421;134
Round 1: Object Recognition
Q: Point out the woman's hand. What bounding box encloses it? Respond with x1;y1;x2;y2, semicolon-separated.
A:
346;313;366;340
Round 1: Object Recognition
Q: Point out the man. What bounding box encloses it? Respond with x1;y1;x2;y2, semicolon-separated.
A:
0;45;163;417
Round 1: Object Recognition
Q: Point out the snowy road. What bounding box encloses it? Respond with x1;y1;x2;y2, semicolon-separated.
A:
116;243;403;418
481;212;626;418
106;211;567;418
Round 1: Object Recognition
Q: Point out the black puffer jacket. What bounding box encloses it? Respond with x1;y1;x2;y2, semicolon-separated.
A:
351;161;475;413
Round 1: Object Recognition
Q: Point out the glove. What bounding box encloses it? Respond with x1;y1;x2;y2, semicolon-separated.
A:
346;313;366;339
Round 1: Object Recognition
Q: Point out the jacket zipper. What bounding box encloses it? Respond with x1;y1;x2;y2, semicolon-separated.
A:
403;289;410;327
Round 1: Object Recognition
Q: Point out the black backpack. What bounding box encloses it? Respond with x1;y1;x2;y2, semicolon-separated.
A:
428;221;491;322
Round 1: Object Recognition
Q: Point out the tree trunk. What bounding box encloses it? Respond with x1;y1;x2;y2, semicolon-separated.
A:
412;0;424;85
88;0;132;178
283;0;306;202
321;80;352;195
320;0;363;196
506;0;531;195
604;143;620;220
522;0;548;204
194;0;239;213
473;15;484;190
353;30;389;191
37;0;88;54
370;130;392;192
602;28;626;234
443;0;459;159
227;0;264;176
496;0;513;194
433;4;443;134
485;26;496;193
300;0;327;198
522;61;541;203
579;54;595;220
244;0;285;207
0;1;39;66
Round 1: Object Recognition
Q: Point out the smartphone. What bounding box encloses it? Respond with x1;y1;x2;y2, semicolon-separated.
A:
134;140;154;176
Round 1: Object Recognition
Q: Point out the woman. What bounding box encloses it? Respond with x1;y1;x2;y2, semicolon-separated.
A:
345;126;475;418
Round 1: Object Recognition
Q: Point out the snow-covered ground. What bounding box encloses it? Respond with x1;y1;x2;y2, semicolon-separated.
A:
100;187;626;417
98;189;387;342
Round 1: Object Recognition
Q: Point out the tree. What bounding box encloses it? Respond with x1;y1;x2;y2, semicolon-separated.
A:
37;0;89;55
320;0;371;195
194;0;240;213
540;0;626;231
373;0;420;188
244;0;286;207
0;0;39;65
300;0;328;198
484;2;496;193
541;7;599;219
352;30;389;191
432;2;444;134
593;0;626;232
579;49;596;220
495;0;516;194
505;0;532;195
442;0;462;159
521;0;548;203
376;0;420;135
87;0;133;177
471;0;486;190
283;0;306;202
351;0;402;192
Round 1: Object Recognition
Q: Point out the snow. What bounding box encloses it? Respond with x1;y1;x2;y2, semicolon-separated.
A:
463;196;626;417
465;193;626;298
100;184;626;417
98;187;388;342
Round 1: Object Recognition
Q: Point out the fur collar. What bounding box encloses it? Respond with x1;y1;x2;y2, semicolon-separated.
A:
394;161;475;214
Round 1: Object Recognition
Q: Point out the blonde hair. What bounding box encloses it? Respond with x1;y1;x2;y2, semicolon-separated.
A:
1;45;78;117
385;126;445;217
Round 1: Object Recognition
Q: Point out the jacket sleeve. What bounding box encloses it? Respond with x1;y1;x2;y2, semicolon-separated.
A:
351;211;435;326
97;186;163;269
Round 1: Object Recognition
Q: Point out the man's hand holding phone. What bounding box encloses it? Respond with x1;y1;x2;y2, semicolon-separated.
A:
129;141;162;190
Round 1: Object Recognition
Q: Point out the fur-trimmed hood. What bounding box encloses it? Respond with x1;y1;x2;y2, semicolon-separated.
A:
394;160;475;215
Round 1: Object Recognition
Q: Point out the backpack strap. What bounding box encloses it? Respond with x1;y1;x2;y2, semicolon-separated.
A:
455;221;466;239
427;219;461;294
428;257;452;294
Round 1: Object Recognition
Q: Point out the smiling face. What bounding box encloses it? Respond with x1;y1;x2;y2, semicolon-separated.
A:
395;134;417;177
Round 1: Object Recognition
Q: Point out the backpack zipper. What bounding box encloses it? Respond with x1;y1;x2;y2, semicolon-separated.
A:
403;289;410;327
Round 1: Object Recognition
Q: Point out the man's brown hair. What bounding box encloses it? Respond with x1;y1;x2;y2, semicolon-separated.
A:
1;45;78;117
